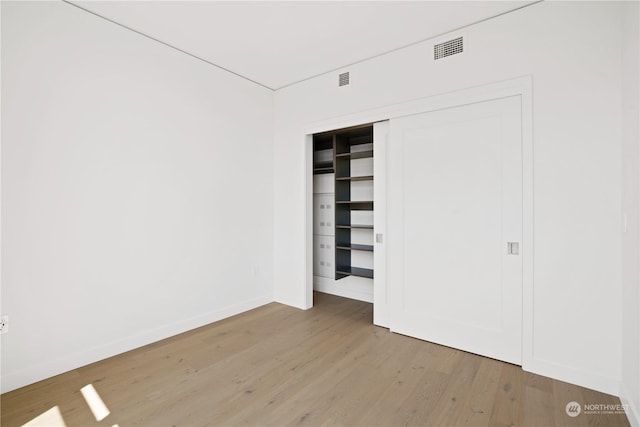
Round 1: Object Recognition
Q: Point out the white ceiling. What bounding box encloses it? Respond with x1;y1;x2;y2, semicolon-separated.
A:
70;1;535;90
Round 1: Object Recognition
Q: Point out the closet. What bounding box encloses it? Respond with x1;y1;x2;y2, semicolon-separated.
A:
312;124;375;302
308;81;528;365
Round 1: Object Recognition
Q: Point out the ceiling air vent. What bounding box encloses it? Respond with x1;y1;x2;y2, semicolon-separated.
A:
338;72;350;87
434;36;464;60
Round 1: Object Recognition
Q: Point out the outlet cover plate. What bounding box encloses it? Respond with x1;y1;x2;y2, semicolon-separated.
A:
0;315;8;334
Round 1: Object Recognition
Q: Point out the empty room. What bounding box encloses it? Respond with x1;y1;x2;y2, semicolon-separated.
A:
1;0;639;426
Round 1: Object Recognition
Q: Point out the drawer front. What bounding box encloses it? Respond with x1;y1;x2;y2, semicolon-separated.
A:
313;174;335;194
314;236;335;279
313;194;334;236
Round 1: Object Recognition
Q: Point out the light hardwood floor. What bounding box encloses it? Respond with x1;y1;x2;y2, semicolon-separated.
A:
1;292;630;427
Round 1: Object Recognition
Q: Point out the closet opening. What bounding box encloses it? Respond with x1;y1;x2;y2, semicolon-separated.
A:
311;124;375;305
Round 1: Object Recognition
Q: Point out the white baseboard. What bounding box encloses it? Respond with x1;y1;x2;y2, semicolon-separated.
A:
313;275;373;303
1;294;273;393
523;357;619;397
620;382;640;427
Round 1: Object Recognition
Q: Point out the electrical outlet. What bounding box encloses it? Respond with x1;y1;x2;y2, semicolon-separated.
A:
0;315;8;334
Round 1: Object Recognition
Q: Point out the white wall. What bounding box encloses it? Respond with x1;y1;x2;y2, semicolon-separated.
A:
621;0;640;424
274;1;624;395
1;1;274;392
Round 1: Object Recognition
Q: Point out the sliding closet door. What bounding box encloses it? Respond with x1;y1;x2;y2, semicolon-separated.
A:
373;121;389;327
388;96;523;364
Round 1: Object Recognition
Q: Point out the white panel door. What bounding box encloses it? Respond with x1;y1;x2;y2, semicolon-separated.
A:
388;96;522;364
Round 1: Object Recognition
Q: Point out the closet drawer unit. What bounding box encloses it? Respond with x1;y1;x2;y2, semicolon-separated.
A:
313;173;335;194
313;194;335;236
313;235;335;279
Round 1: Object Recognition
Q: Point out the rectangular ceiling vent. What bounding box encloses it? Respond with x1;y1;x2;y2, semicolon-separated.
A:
338;72;350;87
434;36;464;60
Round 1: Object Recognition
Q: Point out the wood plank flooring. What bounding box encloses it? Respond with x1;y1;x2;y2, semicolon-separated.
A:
1;292;630;427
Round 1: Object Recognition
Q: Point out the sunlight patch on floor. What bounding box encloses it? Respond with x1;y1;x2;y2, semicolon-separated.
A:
22;406;66;427
80;384;110;422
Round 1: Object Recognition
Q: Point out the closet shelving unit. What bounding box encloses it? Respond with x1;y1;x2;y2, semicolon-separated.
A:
313;124;374;286
313;133;334;174
333;125;374;280
312;132;336;281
